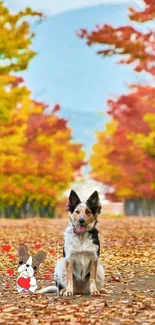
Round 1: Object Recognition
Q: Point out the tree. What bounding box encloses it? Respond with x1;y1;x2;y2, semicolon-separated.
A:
78;0;155;75
0;1;43;74
0;85;85;217
0;3;85;218
79;0;155;215
0;1;43;122
90;85;155;215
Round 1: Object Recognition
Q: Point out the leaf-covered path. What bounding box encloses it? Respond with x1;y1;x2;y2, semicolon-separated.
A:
0;217;155;325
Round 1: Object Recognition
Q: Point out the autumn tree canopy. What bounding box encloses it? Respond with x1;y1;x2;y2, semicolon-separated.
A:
79;0;155;215
0;99;85;217
0;1;43;122
0;2;85;217
79;0;155;75
0;1;43;74
90;85;155;200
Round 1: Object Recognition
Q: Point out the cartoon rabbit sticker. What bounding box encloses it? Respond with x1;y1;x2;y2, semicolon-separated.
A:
17;244;46;293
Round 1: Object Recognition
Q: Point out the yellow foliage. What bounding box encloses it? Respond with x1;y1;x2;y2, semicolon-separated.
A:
117;187;134;198
90;120;120;183
0;3;85;214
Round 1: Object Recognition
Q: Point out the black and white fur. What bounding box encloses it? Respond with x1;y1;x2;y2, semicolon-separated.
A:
38;190;105;295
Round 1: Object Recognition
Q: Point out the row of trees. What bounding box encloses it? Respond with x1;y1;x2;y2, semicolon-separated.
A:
80;0;155;215
0;2;85;218
1;0;154;217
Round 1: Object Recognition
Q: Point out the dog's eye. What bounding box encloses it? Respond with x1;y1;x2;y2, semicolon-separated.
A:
19;260;23;265
75;210;80;214
33;266;37;270
85;209;91;215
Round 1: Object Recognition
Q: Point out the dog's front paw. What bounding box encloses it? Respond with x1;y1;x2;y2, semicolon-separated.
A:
64;289;74;296
90;280;100;296
60;286;73;296
90;288;100;296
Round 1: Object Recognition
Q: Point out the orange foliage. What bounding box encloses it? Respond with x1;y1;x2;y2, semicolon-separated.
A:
78;0;155;75
90;85;155;201
0;3;85;217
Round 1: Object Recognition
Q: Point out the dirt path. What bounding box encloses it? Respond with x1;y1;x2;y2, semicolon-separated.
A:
0;217;155;324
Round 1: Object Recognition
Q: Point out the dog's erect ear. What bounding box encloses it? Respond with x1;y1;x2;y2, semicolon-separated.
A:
18;244;29;261
34;251;46;265
68;190;81;213
86;191;102;215
87;191;99;206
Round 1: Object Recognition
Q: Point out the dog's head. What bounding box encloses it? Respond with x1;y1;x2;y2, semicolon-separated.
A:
68;190;101;233
17;244;46;277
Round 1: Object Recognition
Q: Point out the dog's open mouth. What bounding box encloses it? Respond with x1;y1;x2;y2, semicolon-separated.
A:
78;225;86;233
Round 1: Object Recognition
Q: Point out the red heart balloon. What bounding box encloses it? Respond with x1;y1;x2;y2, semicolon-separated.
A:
17;277;30;290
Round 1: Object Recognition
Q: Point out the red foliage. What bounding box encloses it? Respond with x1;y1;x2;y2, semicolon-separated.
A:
104;85;155;200
78;1;155;75
129;0;155;22
52;104;60;113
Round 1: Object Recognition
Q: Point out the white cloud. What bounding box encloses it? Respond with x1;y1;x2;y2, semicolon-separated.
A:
5;0;143;15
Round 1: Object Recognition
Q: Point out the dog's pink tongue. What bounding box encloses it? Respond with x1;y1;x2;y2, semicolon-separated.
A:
79;226;86;232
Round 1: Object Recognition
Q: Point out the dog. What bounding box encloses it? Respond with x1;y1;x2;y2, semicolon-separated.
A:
17;244;46;293
38;190;106;296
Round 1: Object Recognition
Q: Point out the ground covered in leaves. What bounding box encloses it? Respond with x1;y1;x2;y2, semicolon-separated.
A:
0;216;155;325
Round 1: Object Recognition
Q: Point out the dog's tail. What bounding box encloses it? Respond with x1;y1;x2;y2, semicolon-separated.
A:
36;285;59;294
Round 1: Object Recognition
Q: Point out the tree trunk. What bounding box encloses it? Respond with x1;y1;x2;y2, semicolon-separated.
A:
124;198;155;216
48;206;55;218
124;199;140;216
151;200;154;216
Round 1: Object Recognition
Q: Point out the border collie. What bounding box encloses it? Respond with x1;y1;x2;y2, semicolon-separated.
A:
38;190;106;295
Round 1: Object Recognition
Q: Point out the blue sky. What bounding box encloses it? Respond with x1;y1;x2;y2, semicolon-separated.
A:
17;2;139;113
6;0;142;15
5;0;146;161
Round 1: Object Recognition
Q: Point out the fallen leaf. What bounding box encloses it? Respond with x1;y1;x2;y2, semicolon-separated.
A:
8;255;14;260
49;249;55;254
111;275;121;282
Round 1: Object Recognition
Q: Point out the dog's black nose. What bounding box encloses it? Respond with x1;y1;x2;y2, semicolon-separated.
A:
26;264;29;267
79;218;85;225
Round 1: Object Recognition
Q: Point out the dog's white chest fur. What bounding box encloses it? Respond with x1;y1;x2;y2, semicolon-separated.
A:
64;225;98;280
